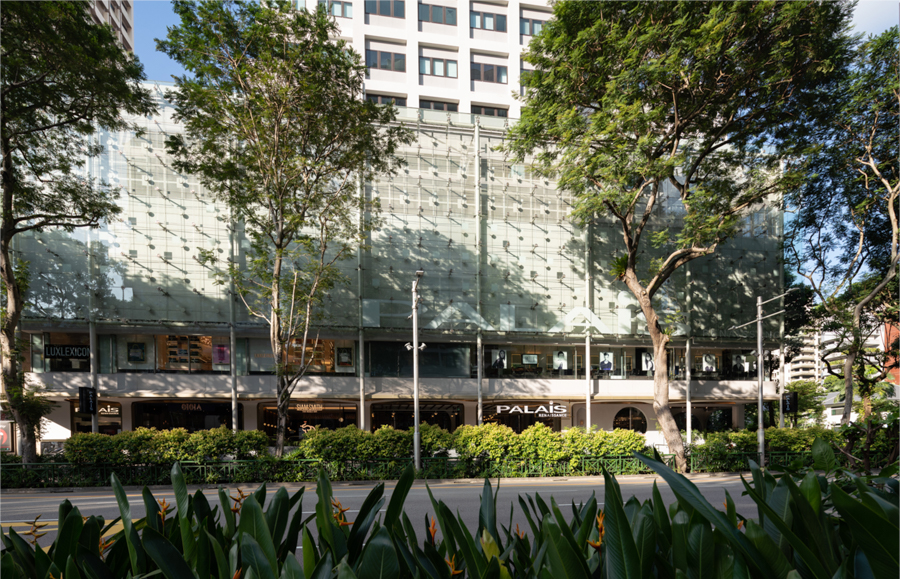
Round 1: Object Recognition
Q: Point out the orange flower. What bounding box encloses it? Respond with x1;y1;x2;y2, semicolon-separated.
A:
737;520;744;531
445;554;463;576
22;515;49;546
99;536;115;557
428;517;438;544
331;499;353;527
587;511;605;550
515;524;525;539
232;568;242;579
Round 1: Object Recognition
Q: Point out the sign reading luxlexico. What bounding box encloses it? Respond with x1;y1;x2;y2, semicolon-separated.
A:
495;401;569;418
44;344;90;359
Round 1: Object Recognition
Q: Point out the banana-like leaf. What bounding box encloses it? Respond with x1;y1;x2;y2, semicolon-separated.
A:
811;438;836;473
632;504;656;579
79;516;102;558
831;484;899;579
636;453;776;578
315;469;336;552
110;473;144;576
194;490;216;536
279;492;309;560
143;488;162;534
651;482;672;553
573;496;598;546
761;479;793;558
35;537;51;579
196;518;212;579
686;521;715;579
517;495;540;538
347;483;385;565
53;503;85;572
219;488;236;538
77;544;115;579
601;468;642;579
239;495;279;575
281;555;304;579
265;487;290;548
356;527;399;579
1;553;24;579
427;484;459;554
302;526;319;579
384;464;415;532
670;511;689;573
479;478;499;543
743;520;792;579
780;474;837;572
308;551;333;579
170;463;196;565
539;519;590;579
142;526;195;579
205;529;231;579
549;497;590;577
242;534;277;579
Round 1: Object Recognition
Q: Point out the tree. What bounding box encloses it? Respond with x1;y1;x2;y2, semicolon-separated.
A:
786;27;899;426
505;1;852;472
784;380;826;427
0;2;155;462
158;1;412;457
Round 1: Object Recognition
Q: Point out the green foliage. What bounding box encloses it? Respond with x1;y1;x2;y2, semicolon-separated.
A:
784;380;826;426
64;427;269;465
452;422;519;462
0;382;57;442
5;439;897;579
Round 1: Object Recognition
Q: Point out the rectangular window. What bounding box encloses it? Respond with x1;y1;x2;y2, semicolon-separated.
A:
368;51;406;72
367;0;404;17
471;62;507;84
472;105;508;117
419;57;457;77
470;10;506;32
319;0;353;18
420;100;458;112
521;18;544;35
367;94;407;106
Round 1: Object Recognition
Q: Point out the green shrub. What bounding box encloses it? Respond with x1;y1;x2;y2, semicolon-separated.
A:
452;422;517;461
418;422;453;457
513;423;567;461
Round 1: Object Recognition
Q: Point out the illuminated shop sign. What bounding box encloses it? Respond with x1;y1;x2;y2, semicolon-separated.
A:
495;401;568;418
294;404;324;412
44;345;90;359
74;402;120;417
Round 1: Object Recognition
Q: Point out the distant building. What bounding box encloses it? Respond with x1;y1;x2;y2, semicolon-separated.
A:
87;0;134;53
783;330;884;384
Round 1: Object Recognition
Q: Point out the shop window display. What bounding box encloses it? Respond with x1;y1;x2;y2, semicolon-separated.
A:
259;402;357;442
370;402;463;432
613;407;647;433
133;401;242;432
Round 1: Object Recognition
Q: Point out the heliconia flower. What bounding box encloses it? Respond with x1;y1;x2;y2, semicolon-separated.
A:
445;554;463;576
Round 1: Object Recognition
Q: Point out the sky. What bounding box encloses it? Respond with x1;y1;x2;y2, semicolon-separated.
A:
133;0;900;83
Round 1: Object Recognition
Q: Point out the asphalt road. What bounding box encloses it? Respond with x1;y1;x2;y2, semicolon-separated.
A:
1;474;756;549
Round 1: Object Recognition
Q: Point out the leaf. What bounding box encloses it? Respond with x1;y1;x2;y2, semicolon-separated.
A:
170;463;197;565
280;489;306;559
220;488;236;538
743;520;792;579
540;519;590;579
266;487;291;552
65;556;83;579
337;558;359;579
762;479;793;557
384;464;415;532
238;495;279;576
479;478;499;543
142;526;195;579
241;534;277;579
143;488;162;534
831;484;899;579
315;469;336;551
601;468;642;579
356;527;399;579
308;551;333;579
632;504;657;579
686;521;715;579
811;438;836;473
110;473;142;576
347;483;385;565
302;526;318;579
205;529;231;579
281;555;304;579
53;504;85;572
1;552;24;579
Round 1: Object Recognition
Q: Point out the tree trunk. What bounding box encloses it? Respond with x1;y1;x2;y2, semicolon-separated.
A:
275;372;288;457
625;272;687;472
841;336;857;426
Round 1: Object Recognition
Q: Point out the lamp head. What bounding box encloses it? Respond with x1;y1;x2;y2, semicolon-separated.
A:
415;269;424;278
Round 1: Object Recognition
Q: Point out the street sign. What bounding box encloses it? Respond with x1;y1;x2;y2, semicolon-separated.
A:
78;387;97;415
0;420;13;452
782;391;799;414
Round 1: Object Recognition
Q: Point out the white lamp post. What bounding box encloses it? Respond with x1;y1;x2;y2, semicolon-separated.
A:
728;288;795;467
407;270;426;471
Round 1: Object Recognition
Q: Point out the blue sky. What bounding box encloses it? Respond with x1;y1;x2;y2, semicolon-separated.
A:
134;0;899;83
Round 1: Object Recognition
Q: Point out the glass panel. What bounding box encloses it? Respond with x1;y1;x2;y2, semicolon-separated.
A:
366;50;378;68
497;14;506;32
393;53;405;71
420;57;431;75
30;333;44;373
366;94;379;103
484;13;494;30
472;105;482;114
420;100;431;109
332;3;341;16
471;62;480;81
471;12;480;28
380;51;392;69
433;101;445;111
446;7;456;25
433;59;444;76
484;107;495;116
498;66;507;83
395;97;406;106
394;0;404;18
533;20;543;35
343;2;352;17
379;0;391;15
498;108;508;117
446;60;457;78
447;102;458;111
521;19;530;35
419;3;429;21
365;0;376;13
484;64;494;82
432;5;443;23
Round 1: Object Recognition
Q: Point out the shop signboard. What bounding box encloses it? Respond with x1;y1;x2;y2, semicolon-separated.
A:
494;401;568;419
44;344;90;359
0;420;13;452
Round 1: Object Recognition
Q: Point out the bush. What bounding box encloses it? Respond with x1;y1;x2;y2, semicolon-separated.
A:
452;422;518;462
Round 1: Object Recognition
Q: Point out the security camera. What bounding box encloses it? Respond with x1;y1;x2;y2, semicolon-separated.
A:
405;343;413;351
415;269;425;277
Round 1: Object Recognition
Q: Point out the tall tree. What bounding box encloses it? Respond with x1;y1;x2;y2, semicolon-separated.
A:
506;1;852;471
158;0;412;456
786;27;899;425
0;2;155;462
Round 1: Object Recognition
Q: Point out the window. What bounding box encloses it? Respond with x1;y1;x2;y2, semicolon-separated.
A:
470;11;506;31
471;62;508;84
365;0;405;18
366;50;406;72
420;99;458;112
471;105;507;117
520;18;544;35
418;3;456;25
613;407;647;433
318;0;352;18
366;94;407;106
419;57;457;77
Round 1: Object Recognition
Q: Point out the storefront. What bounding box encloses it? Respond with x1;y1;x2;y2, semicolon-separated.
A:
70;401;122;435
132;401;243;432
482;400;570;433
370;402;465;432
258;401;357;441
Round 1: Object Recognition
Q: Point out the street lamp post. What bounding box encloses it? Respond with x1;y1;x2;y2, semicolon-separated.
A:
728;288;795;467
409;270;425;471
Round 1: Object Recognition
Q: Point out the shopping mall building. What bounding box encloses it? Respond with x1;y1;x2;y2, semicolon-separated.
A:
6;80;784;455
